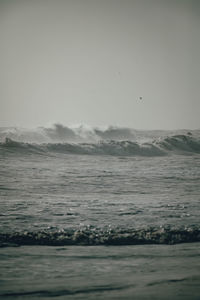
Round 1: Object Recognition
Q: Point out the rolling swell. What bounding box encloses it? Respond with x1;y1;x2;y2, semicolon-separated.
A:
0;227;200;247
157;135;200;153
0;134;200;156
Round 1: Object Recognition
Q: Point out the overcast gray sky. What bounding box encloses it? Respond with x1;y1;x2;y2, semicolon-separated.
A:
0;0;199;129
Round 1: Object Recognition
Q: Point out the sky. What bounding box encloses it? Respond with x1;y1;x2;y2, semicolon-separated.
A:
0;0;199;130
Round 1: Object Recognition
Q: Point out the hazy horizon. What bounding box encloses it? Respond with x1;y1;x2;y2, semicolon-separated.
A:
0;0;200;130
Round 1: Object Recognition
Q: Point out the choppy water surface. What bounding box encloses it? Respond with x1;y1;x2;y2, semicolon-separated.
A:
0;125;200;299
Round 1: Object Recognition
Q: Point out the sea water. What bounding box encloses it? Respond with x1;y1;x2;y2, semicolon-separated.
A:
0;125;200;299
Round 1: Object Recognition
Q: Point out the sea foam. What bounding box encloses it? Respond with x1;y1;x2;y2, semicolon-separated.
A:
1;226;200;247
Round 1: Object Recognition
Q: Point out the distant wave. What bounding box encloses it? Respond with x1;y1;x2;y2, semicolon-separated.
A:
0;226;200;247
1;134;200;156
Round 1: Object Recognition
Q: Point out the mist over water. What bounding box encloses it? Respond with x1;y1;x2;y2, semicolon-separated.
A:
0;123;198;143
0;123;145;143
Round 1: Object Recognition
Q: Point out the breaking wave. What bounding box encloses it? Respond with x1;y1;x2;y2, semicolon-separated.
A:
0;226;200;247
0;124;199;156
0;124;137;143
0;134;200;157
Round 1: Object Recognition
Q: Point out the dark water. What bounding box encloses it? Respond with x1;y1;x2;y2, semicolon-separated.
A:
0;244;200;300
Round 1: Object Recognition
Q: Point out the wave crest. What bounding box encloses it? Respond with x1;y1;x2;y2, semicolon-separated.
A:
0;125;200;156
0;124;136;143
158;135;200;153
1;134;200;156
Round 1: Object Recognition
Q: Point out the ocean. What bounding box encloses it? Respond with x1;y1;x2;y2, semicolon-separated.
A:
0;124;200;299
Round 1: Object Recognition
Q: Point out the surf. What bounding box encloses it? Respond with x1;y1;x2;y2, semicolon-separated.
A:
1;135;200;157
1;226;200;247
